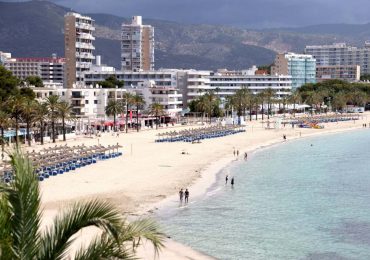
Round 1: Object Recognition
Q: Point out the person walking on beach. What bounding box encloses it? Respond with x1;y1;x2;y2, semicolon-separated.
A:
237;150;239;157
225;175;229;184
233;149;236;156
244;152;248;160
231;177;234;188
184;189;189;203
179;189;184;203
283;134;287;141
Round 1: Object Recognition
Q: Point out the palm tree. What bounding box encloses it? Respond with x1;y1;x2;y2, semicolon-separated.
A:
149;103;164;129
262;88;276;119
233;87;251;124
281;95;289;116
257;92;265;120
0;110;11;159
21;99;37;146
195;95;207;124
122;92;134;133
57;101;74;141
45;95;60;143
288;90;301;117
224;95;235;118
305;91;321;115
203;91;218;124
132;94;145;132
332;92;347;112
0;150;164;259
105;100;123;132
34;102;49;145
7;95;25;146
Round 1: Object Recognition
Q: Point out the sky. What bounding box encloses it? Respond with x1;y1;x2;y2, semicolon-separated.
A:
5;0;370;28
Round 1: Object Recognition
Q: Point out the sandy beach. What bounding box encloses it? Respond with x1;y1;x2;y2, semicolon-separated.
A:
28;113;369;259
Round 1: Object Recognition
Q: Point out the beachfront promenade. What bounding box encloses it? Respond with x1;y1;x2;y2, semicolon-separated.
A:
8;112;370;259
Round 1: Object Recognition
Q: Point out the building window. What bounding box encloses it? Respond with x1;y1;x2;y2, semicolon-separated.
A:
85;100;89;104
94;100;98;104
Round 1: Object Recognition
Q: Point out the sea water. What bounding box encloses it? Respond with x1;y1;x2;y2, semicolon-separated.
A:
158;129;370;260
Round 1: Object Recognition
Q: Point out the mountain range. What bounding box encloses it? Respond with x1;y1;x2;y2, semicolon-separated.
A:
1;1;370;70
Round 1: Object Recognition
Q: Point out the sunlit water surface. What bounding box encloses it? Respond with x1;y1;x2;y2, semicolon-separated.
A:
158;129;370;260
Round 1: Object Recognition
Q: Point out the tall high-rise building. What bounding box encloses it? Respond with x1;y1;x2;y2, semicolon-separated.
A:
271;53;316;89
121;16;154;71
64;12;95;88
305;42;370;76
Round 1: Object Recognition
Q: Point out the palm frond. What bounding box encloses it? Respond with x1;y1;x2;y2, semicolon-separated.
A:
38;199;123;260
7;150;42;259
119;218;165;256
74;234;137;260
0;192;13;259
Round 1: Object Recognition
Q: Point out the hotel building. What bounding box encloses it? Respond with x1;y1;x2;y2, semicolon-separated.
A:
305;42;370;76
64;12;95;88
271;53;316;89
316;65;360;82
4;54;65;85
121;16;154;71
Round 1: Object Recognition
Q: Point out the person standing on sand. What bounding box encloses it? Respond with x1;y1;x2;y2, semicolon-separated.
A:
225;175;229;184
233;150;236;156
231;177;234;187
184;189;189;203
244;152;248;160
237;150;239;157
179;189;184;203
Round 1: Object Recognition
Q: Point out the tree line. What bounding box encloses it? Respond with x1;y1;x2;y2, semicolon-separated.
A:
189;79;370;122
105;93;166;131
0;66;73;151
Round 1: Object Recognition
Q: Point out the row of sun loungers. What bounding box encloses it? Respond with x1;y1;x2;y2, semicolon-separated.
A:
283;115;360;128
156;125;246;143
1;143;122;183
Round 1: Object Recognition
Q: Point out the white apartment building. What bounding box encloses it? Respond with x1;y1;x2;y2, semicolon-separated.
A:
84;66;292;108
121;16;154;71
180;68;292;104
305;42;370;75
136;80;183;116
65;12;95;88
33;86;126;119
4;54;65;84
84;67;178;89
209;71;292;100
0;51;11;65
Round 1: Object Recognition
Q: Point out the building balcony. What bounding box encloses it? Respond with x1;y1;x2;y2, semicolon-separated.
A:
76;52;95;59
76;42;95;50
75;22;95;31
76;62;91;69
77;33;95;41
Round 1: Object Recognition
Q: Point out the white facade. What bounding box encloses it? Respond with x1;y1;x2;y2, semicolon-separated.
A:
121;16;154;71
305;42;370;75
65;12;95;88
4;55;65;84
136;80;182;116
84;69;178;89
0;51;11;65
83;66;292;109
33;86;126;119
209;72;292;100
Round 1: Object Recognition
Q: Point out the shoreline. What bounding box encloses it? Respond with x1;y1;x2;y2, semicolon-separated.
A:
150;123;367;217
35;114;369;260
144;124;368;259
